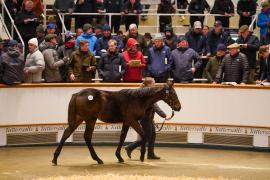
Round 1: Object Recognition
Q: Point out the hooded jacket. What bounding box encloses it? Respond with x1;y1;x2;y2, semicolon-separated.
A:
0;47;24;85
76;32;97;55
122;38;146;82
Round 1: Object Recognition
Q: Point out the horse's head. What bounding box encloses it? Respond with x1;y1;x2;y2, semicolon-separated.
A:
162;81;181;111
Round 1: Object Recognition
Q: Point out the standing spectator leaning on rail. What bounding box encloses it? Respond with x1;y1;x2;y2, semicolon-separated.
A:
122;38;146;82
214;43;249;84
98;39;127;82
157;0;176;33
40;34;69;83
69;40;96;82
170;36;202;83
188;0;210;27
122;0;142;31
0;40;24;85
104;0;123;33
53;0;75;31
236;25;259;84
257;1;270;38
203;43;226;83
147;33;171;83
237;0;257;29
125;77;171;160
76;23;97;55
74;0;97;30
257;45;270;84
24;38;45;83
211;0;234;28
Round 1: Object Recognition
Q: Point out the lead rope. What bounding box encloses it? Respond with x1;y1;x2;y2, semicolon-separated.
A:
155;110;175;132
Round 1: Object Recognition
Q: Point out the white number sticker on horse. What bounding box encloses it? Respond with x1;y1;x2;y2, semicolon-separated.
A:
88;95;94;101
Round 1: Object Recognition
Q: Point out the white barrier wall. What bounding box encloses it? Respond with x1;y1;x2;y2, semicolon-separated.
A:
0;85;269;127
0;84;270;148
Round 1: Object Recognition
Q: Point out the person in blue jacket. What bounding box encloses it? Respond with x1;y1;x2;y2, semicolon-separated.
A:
76;23;97;55
257;1;270;37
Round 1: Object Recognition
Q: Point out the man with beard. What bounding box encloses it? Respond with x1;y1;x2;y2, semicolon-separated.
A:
147;33;171;83
95;24;124;56
122;38;146;82
98;39;127;82
0;40;24;85
214;43;249;84
124;24;147;55
170;36;202;83
203;43;226;83
164;26;177;51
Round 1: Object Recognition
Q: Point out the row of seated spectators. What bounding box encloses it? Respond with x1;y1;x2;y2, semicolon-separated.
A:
0;19;269;85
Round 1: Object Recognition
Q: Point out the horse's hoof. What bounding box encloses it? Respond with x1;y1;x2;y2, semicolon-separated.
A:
140;156;144;162
52;159;57;166
118;158;124;163
97;159;104;164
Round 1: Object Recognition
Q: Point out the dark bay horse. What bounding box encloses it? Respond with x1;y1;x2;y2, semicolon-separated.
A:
52;81;181;165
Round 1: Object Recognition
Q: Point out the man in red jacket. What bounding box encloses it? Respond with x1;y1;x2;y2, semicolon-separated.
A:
123;38;146;82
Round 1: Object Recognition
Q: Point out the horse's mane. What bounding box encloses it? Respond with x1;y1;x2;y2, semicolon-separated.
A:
119;86;164;98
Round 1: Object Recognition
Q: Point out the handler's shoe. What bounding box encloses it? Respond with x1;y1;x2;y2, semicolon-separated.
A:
125;147;132;158
147;154;160;160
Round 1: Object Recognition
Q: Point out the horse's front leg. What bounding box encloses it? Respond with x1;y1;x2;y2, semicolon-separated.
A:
115;124;129;163
84;119;103;164
129;120;145;162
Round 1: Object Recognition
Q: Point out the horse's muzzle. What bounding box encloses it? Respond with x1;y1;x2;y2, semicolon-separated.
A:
174;104;181;111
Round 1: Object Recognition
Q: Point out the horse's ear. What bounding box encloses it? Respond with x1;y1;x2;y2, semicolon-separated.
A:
166;80;174;88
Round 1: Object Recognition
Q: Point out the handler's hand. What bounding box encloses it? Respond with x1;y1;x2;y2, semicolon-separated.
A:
70;74;75;81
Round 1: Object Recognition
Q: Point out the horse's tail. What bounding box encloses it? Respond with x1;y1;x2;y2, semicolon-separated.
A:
68;93;78;127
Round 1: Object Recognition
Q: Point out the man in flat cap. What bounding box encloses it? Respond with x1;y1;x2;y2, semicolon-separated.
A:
236;25;259;83
215;43;249;84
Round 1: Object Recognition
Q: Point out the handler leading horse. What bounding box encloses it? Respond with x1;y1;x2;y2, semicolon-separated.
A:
52;81;181;165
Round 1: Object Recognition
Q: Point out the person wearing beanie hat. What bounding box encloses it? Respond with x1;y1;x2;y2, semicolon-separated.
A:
257;0;270;37
36;25;45;44
215;43;249;84
164;26;177;50
96;24;124;56
45;23;64;47
24;38;45;83
122;0;143;31
204;43;227;83
44;34;57;42
146;33;171;83
236;24;260;84
94;24;103;39
170;35;202;83
76;23;97;55
0;38;24;85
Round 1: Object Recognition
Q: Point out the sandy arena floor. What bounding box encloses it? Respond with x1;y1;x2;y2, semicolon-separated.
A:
0;146;270;180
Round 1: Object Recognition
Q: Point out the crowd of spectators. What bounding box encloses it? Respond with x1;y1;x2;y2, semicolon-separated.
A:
0;0;269;85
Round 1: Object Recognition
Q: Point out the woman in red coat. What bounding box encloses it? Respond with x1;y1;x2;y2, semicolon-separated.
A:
122;38;146;82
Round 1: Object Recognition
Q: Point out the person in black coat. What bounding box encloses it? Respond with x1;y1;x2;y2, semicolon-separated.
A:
104;0;123;33
74;0;97;30
188;0;210;27
98;39;127;82
125;77;171;159
237;0;257;28
211;0;234;28
257;46;270;83
15;0;39;53
236;25;259;84
121;0;142;31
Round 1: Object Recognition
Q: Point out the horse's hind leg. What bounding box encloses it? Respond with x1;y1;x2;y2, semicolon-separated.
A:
115;124;129;163
52;122;80;165
129;120;146;162
84;119;103;164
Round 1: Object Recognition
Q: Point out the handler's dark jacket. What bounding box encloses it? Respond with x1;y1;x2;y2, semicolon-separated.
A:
215;52;249;84
68;49;96;82
236;34;259;69
98;51;127;82
258;56;270;82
